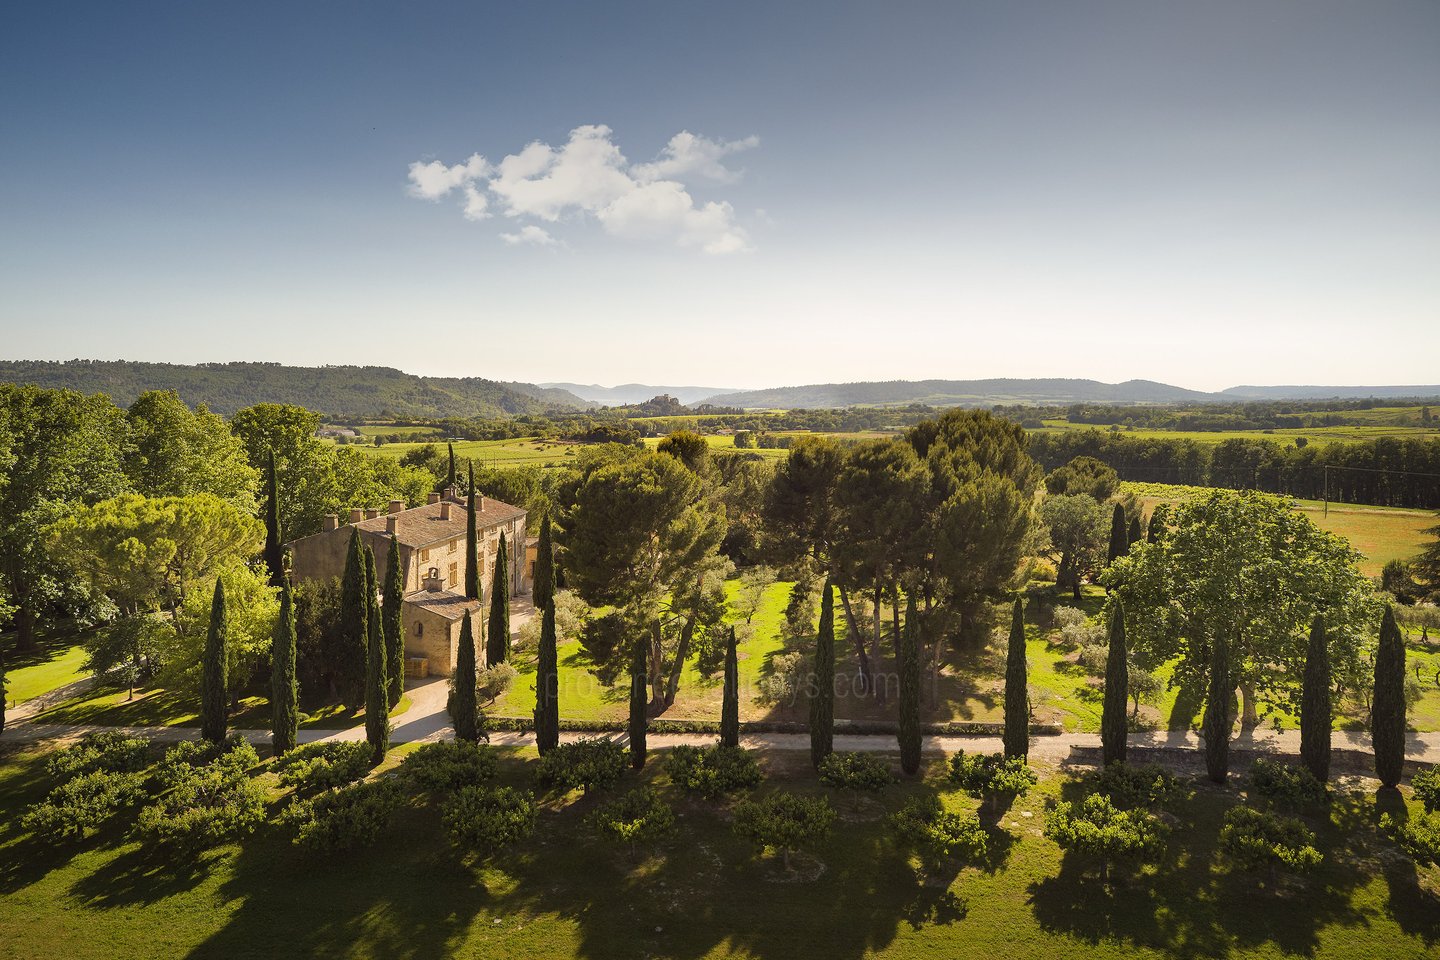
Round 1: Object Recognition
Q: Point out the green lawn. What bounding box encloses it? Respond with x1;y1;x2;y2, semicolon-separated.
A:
4;643;88;707
0;738;1435;959
363;436;580;469
33;685;412;731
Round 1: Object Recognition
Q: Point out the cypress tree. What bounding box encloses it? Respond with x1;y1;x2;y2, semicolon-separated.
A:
1203;631;1230;783
339;528;368;709
1127;514;1142;549
446;442;456;492
382;537;406;708
533;595;560;754
629;633;647;769
1371;606;1407;789
364;544;389;764
720;626;740;748
1148;503;1168;544
262;449;284;588
451;615;480;742
1101;598;1129;765
533;512;555;610
0;640;6;734
1003;598;1029;759
1299;616;1331;782
1107;502;1128;565
487;532;510;665
201;577;228;744
809;578;836;769
464;465;481;602
271;575;299;755
898;595;922;775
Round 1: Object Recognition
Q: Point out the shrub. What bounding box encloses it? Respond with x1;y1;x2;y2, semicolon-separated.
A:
22;770;148;841
475;662;519;704
154;735;258;790
665;745;763;800
291;778;406;853
135;758;266;850
1218;805;1323;879
756;652;806;710
1410;767;1439;813
401;740;498;792
1045;794;1167;884
1087;762;1184;810
948;752;1037;810
45;732;149;782
889;795;987;874
1247;759;1327;809
276;741;373;795
588;787;676;854
535;738;627;796
733;791;836;870
1381;809;1440;867
818;752;896;794
443;785;537;853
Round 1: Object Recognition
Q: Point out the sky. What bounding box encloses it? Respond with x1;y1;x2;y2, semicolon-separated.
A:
1;0;1437;392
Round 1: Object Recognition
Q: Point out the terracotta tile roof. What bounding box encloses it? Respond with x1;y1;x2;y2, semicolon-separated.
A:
403;588;481;622
351;495;525;548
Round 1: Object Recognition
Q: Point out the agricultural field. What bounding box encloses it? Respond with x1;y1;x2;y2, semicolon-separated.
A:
364;436;579;469
1032;416;1440;447
0;737;1435;960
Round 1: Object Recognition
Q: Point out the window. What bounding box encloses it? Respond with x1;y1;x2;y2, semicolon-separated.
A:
449;538;458;553
415;621;424;638
448;562;458;587
419;548;430;563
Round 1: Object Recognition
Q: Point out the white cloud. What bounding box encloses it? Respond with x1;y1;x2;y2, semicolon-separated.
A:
500;225;559;247
406;125;756;253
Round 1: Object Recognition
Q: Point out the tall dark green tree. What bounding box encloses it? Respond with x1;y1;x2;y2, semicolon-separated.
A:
1147;503;1168;544
534;596;560;754
1299;616;1331;782
364;544;389;763
201;577;228;744
1107;502;1128;565
0;641;6;734
1003;598;1029;759
898;595;922;774
446;442;457;491
720;626;740;748
1101;598;1129;765
451;615;480;742
271;574;299;755
1203;631;1230;783
382;537;405;708
1371;606;1407;789
533;512;555;610
464;465;481;602
629;632;647;769
262;449;285;588
487;532;510;665
1126;514;1142;550
338;528;368;709
809;578;836;769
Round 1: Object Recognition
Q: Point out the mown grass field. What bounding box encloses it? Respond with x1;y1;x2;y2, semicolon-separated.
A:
0;735;1436;960
1032;414;1440;446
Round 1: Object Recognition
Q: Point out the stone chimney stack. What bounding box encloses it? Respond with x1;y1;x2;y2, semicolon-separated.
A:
440;502;452;521
476;495;486;511
386;516;398;536
364;508;380;520
428;492;442;505
388;499;405;515
323;514;339;532
348;508;364;524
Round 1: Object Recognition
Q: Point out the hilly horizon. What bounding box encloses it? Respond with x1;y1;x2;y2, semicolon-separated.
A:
539;382;738;407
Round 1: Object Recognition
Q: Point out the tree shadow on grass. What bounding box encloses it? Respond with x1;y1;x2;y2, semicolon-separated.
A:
0;747;92;894
1373;788;1440;948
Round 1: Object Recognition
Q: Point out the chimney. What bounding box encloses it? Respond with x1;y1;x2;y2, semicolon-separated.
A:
440;502;452;521
477;495;486;512
323;514;339;532
348;508;363;524
364;508;380;520
422;567;443;592
428;492;442;504
389;499;405;515
386;516;398;536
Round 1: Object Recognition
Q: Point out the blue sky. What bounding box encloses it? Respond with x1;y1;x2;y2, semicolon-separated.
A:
1;1;1437;390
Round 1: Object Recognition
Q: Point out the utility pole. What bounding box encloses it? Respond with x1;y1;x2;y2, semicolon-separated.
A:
1323;464;1329;518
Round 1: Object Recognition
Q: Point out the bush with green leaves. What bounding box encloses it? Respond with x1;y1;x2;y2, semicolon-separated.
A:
889;794;987;874
1247;759;1327;809
948;751;1038;810
276;741;373;795
475;661;519;704
588;787;677;855
45;731;149;782
1410;767;1439;813
135;757;266;850
732;791;836;870
1045;793;1167;884
535;738;627;796
1381;809;1440;867
1087;762;1185;810
289;778;406;853
819;752;896;794
154;735;258;790
1218;805;1323;879
443;785;538;853
22;770;149;841
665;744;764;800
401;740;498;792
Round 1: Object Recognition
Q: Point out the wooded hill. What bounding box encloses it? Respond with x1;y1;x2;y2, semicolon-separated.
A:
704;378;1218;409
0;360;591;418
